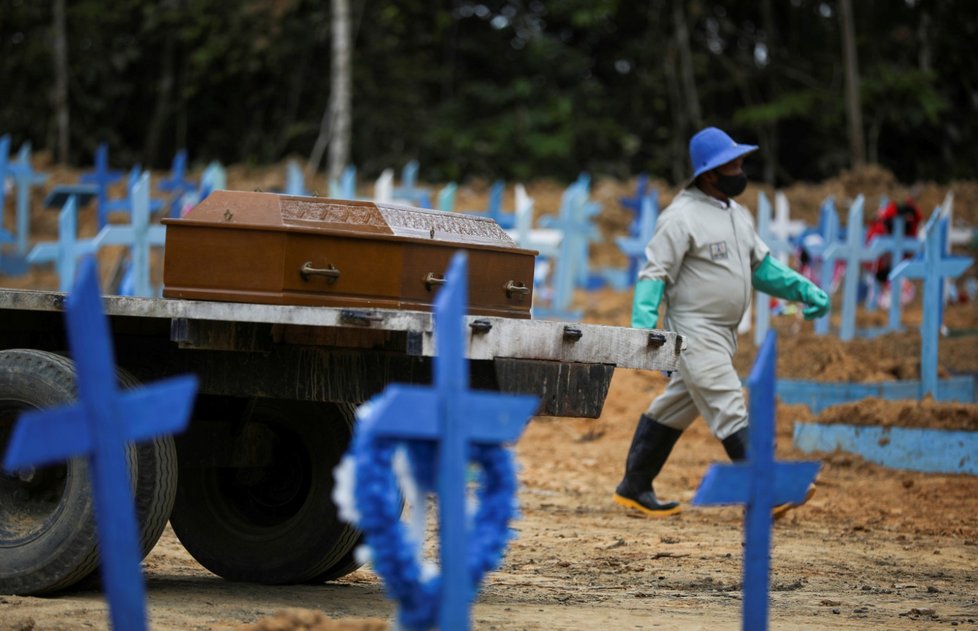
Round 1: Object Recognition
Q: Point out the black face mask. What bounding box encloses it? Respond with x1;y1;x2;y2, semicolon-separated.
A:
715;172;748;197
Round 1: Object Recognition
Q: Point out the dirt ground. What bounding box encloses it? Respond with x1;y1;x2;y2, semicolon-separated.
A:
1;163;977;630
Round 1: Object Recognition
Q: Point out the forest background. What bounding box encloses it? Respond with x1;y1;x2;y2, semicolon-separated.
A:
1;0;974;189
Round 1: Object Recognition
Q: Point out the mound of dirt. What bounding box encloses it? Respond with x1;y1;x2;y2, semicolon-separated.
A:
812;397;978;431
231;609;387;631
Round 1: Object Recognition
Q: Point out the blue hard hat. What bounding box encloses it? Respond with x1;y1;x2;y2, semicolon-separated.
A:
689;127;758;180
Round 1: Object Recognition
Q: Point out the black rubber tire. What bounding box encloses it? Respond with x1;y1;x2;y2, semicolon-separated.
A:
0;349;138;595
170;399;361;584
116;368;178;559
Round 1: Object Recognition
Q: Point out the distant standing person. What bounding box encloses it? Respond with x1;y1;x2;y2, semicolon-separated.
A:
612;127;831;518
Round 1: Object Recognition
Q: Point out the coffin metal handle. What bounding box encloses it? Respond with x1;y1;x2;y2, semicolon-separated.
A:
424;272;446;290
504;280;530;297
300;261;340;283
647;332;667;348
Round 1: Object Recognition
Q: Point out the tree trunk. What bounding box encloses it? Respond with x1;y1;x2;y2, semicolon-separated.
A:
672;0;701;131
143;27;175;167
839;0;866;167
51;0;69;164
327;0;352;183
760;0;778;186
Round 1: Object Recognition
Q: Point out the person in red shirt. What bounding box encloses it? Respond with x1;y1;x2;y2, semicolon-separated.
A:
865;198;923;306
866;199;923;280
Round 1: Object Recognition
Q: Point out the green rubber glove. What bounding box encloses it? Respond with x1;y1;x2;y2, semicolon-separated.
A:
631;278;665;328
751;255;830;320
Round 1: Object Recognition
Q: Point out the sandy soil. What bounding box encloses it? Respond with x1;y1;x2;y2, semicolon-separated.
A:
2;164;977;630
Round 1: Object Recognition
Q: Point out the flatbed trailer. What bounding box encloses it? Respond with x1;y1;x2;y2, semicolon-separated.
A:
0;288;684;594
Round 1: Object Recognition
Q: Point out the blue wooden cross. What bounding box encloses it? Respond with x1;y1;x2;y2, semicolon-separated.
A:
619;173;650;218
0;134;13;245
105;166;166;217
3;256;197;631
27;196;102;291
436;181;458;212
754;191;795;346
485;180;515;229
890;215;972;397
197;161;227;204
607;191;658;290
811;198;840;336
285;159;309;196
96;172;167;297
358;251;538;630
862;215;921;336
157;149;196;218
393;160;432;208
80;143;124;230
8;142;49;255
329;165;358;199
823;195;884;341
692;331;820;631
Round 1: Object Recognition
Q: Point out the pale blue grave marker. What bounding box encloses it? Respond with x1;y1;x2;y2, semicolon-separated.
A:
823;195;883;341
0;134;12;245
436;182;457;212
754;191;795;346
8;142;49;254
105;167;165;217
861;216;920;337
619;173;650;218
890;216;972;397
157;149;195;218
285;159;308;196
3;256;197;631
28;196;101;291
485;179;516;229
393;160;431;208
80;143;124;230
97;172;166;297
692;331;820;631
350;251;538;630
812;198;840;336
196;161;227;204
603;191;658;290
329;165;357;199
534;179;601;319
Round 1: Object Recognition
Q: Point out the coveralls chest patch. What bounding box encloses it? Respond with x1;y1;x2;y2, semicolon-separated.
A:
708;241;729;261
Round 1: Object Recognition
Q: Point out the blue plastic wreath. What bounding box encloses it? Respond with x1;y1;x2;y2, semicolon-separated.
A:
352;429;518;631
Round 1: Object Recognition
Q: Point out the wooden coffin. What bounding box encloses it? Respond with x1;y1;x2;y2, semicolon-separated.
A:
161;191;536;318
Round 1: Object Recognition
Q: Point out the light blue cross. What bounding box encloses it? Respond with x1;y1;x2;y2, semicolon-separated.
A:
393;160;432;208
285;159;309;196
96;172;166;297
28;196;101;291
864;215;921;335
811;198;840;336
358;251;538;630
157;149;196;218
535;176;602;318
3;256;197;631
823;195;883;341
609;191;658;289
80;143;124;230
0;134;12;245
105;166;166;217
8;142;49;255
618;173;650;218
329;165;357;199
891;216;972;397
485;180;515;229
692;331;820;631
754;191;794;346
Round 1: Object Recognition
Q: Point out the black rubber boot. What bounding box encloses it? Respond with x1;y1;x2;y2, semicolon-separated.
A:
612;415;683;518
721;427;749;461
721;426;816;518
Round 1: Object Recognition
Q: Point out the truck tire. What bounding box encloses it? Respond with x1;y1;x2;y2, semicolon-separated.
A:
0;349;138;595
170;399;360;584
116;368;178;559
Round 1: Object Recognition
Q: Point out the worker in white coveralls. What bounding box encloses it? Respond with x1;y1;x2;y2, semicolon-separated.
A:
612;127;830;518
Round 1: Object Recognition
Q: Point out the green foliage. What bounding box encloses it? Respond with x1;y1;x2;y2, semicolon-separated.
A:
0;0;976;185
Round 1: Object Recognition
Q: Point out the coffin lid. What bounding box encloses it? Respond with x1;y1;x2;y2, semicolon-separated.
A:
163;190;525;250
